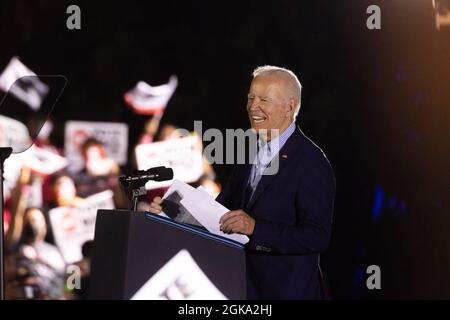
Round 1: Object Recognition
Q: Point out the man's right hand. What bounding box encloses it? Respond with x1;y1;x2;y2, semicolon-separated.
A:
148;196;163;214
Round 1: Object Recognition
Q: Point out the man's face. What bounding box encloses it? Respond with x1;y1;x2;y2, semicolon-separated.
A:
247;75;293;138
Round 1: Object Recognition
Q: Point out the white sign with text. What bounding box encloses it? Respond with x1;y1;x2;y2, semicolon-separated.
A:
64;120;128;171
135;135;204;190
49;190;114;263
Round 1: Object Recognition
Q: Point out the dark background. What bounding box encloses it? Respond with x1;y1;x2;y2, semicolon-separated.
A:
0;0;448;299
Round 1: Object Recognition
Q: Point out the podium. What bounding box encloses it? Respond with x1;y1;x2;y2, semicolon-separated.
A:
89;210;247;299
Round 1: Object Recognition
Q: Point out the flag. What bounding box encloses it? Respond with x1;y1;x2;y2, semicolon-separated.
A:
5;145;68;181
0;56;49;111
21;145;68;175
124;75;178;115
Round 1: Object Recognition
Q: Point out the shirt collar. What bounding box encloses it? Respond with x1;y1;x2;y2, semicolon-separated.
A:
256;122;296;164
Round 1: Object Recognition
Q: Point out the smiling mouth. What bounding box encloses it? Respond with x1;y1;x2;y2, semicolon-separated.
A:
251;115;266;124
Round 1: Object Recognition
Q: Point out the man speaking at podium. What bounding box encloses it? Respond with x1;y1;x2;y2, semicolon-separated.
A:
150;66;335;300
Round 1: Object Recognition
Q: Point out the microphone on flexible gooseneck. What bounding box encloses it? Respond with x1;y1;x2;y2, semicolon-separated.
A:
119;166;174;188
119;166;174;211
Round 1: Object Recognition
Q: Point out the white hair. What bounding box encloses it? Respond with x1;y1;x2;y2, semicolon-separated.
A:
252;65;302;119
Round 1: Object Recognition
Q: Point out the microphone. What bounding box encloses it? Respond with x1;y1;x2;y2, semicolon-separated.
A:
119;166;173;188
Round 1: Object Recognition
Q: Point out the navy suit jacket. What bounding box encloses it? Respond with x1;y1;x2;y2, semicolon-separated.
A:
216;126;335;299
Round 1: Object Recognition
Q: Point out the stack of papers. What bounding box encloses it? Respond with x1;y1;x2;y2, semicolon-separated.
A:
159;180;249;244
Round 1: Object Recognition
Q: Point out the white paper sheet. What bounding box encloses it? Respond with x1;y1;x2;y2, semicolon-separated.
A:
159;179;201;226
162;179;195;201
180;186;249;244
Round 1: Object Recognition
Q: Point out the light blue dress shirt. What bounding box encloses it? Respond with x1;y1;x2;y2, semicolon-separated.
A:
247;122;296;198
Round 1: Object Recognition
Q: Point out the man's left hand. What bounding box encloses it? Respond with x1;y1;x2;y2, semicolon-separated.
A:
219;209;255;236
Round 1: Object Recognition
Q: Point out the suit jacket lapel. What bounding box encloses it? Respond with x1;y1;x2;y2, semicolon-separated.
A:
245;126;303;211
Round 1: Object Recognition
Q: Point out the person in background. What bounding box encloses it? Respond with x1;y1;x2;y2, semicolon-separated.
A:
74;138;126;208
6;207;66;299
72;240;93;300
48;173;83;209
39;173;83;244
7;167;50;246
81;138;120;178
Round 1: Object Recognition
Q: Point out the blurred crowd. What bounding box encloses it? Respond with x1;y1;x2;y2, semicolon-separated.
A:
2;114;221;299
